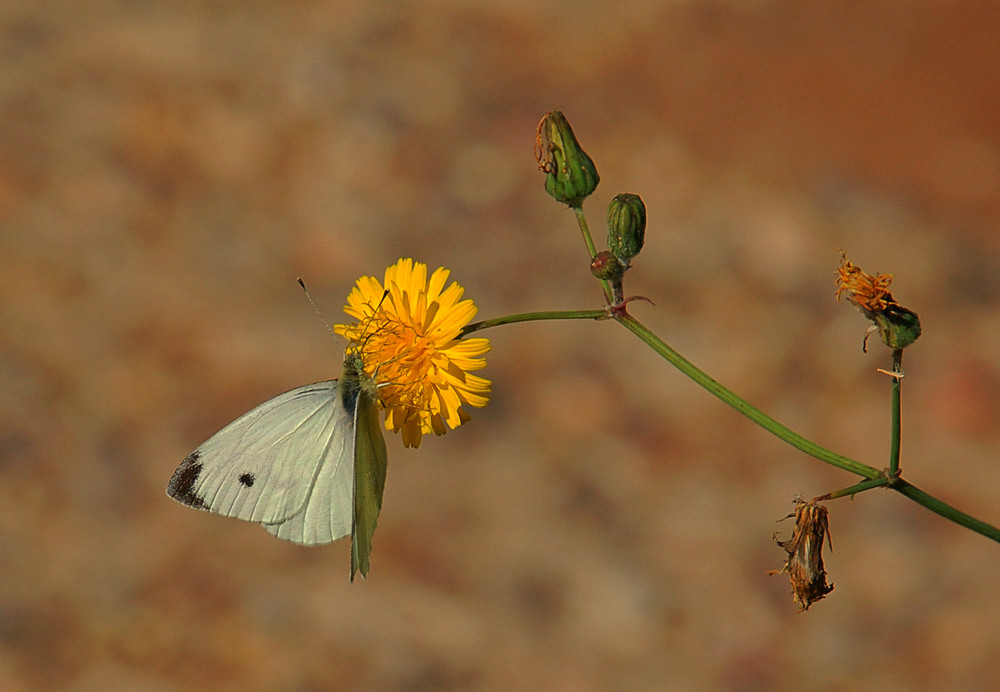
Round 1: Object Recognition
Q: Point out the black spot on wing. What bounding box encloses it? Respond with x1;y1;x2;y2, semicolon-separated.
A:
238;472;255;487
166;451;207;508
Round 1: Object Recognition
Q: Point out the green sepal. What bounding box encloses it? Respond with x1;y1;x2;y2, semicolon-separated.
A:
873;304;921;350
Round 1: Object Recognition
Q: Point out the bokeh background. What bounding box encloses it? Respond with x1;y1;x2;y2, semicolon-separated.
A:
4;1;1000;690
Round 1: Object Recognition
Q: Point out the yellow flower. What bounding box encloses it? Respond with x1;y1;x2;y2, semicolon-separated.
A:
335;258;491;448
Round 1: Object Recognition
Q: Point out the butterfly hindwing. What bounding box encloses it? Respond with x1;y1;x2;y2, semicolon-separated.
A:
350;383;389;580
167;380;356;544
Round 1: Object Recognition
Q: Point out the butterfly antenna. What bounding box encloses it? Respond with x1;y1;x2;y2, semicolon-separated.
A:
353;289;388;342
297;278;337;340
359;290;399;380
371;290;390;326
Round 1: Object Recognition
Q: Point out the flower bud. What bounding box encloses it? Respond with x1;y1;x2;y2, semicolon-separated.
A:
590;250;625;283
535;110;600;207
606;193;646;264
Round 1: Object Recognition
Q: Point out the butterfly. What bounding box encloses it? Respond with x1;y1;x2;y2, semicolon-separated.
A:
166;351;387;580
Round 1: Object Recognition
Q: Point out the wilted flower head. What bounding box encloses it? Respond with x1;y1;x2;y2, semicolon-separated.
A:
770;499;834;611
335;258;491;448
835;252;921;351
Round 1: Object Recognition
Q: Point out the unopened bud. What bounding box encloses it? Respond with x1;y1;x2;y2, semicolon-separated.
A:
590;250;625;283
606;193;646;264
535;110;600;208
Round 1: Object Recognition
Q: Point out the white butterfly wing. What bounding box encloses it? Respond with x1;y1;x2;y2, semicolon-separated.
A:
166;380;356;545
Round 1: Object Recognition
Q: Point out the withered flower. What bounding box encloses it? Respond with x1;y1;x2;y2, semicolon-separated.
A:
770;499;834;611
835;252;921;351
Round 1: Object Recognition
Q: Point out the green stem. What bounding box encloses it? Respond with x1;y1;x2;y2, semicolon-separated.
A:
461;309;606;337
613;313;1000;543
574;206;613;303
814;476;890;501
458;307;1000;543
888;349;903;477
574;206;599;257
893;480;1000;541
613;313;881;479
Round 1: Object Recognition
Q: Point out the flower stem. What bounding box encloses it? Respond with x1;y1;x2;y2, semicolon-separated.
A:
574;206;599;257
613;313;881;477
814;476;890;501
893;480;1000;541
460;309;606;337
460;305;1000;542
889;348;903;477
613;312;1000;543
574;206;614;303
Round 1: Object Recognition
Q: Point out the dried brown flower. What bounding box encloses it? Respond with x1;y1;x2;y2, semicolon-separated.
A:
770;499;834;611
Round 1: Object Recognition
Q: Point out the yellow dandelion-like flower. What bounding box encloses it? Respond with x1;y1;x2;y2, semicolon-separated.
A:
334;258;491;448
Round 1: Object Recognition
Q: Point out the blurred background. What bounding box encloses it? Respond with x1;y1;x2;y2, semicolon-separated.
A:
3;1;1000;690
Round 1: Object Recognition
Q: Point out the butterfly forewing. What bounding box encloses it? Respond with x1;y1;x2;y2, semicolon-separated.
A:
167;380;356;544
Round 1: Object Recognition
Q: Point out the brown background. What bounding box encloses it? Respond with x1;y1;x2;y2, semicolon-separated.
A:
4;1;1000;690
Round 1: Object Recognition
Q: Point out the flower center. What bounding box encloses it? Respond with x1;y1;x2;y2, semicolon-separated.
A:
356;313;442;418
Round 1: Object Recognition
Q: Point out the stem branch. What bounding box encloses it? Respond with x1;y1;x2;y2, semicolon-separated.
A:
814;476;890;501
461;309;606;337
892;480;1000;541
614;313;881;479
456;305;1000;543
